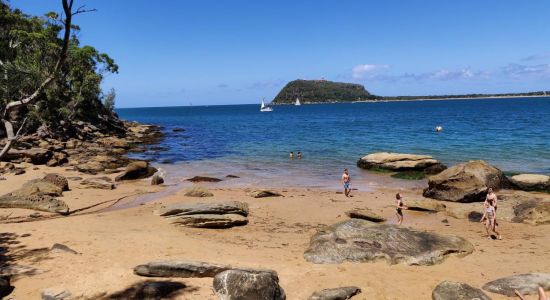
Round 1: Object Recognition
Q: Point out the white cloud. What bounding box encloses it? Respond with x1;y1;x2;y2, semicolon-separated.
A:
503;63;550;78
352;64;390;79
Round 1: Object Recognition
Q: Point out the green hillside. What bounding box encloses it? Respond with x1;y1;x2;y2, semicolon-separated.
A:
272;80;376;104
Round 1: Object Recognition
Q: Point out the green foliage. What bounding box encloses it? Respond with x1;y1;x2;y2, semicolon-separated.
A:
103;88;116;114
366;166;394;173
391;171;426;180
0;1;120;138
273;79;376;104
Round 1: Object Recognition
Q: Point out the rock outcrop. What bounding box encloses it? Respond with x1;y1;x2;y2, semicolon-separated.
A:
304;219;474;265
134;260;276;279
308;286;362;300
406;199;447;213
184;186;213;197
482;273;550;297
249;190;283;198
345;209;386;222
357;152;444;172
0;178;69;214
213;269;286;300
432;281;491;300
43;174;69;191
157;201;249;229
423;160;509;202
3;148;52;165
115;161;157;181
80;177;115;190
510;174;550;192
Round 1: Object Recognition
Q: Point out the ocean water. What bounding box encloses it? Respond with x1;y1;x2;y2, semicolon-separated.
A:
117;97;550;189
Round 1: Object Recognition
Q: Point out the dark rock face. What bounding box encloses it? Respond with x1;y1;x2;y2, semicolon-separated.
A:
43;174;69;191
432;281;491;300
304;219;474;265
423;160;509;202
482;273;550;297
345;209;386;222
115;161;157;181
106;281;185;300
308;286;361;300
213;270;286;300
0;179;69;213
134;260;277;279
0;276;14;298
186;176;222;183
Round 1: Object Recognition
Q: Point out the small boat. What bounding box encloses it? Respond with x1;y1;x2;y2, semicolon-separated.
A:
260;99;273;112
295;98;301;106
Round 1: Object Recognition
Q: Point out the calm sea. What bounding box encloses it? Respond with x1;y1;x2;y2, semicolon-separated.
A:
117;97;550;189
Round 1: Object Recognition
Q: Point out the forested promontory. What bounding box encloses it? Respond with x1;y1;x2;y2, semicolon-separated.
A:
272;79;376;104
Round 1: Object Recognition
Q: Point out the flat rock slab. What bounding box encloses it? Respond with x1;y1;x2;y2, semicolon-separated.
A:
213;270;286;300
157;201;249;217
186;176;222;183
304;219;474;265
345;209;386;222
510;174;550;192
357;152;442;171
171;213;248;228
309;286;361;300
407;199;447;213
432;281;491;300
482;273;550;297
134;260;277;278
80;177;115;190
249;190;283;198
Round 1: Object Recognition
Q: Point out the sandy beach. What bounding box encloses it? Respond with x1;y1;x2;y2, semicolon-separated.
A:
1;164;549;299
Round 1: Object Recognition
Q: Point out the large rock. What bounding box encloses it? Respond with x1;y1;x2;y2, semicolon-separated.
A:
157;201;249;217
510;174;550;192
43;174;69;191
0;276;13;298
80;177;115;190
213;270;286;300
512;199;550;225
184;186;214;197
171;213;248;228
3;148;52;165
249;190;283;198
482;273;550;297
406;199;447;213
423;160;509;202
432;281;491;300
345;209;386;222
0;179;69;214
303;219;474;265
115;161;157;181
357;152;444;172
134;260;276;278
309;286;361;300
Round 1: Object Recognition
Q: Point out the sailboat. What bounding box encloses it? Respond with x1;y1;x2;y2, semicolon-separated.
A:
260;99;273;112
295;98;301;106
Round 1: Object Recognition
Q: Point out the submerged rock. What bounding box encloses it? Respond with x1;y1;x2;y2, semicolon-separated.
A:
482;273;550;297
510;174;550;192
423;160;509;202
432;281;491;300
309;286;361;300
134;260;276;278
345;209;386;222
186;176;222;183
213;270;286;300
357;152;444;172
304;219;473;265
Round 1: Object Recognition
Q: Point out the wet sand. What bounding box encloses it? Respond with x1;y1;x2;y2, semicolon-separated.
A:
1;166;549;299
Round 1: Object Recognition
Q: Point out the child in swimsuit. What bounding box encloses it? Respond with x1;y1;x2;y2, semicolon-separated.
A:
480;202;501;239
395;193;407;225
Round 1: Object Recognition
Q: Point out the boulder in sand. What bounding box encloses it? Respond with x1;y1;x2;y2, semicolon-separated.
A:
432;281;491;300
134;260;276;278
482;273;550;297
213;269;286;300
357;152;444;172
304;219;474;265
80;177;115;190
309;286;361;300
43;174;69;191
151;174;164;185
512;199;550;225
345;209;386;222
406;199;447;213
3;148;52;165
0;179;69;214
510;174;550;192
423;160;509;202
249;190;283;198
171;213;248;228
115;161;157;181
184;186;213;197
157;201;249;217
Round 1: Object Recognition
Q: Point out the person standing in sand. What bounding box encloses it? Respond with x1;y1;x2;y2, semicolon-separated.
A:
341;169;351;197
395;193;408;225
485;187;500;232
480;200;501;240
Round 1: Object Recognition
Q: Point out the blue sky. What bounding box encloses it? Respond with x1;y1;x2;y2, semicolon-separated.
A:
11;0;550;107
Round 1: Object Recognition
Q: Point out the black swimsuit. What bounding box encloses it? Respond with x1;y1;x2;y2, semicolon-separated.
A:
396;201;403;215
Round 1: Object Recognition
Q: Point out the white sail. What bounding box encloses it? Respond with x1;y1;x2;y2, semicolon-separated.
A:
260;99;273;112
261;100;266;109
295;98;301;106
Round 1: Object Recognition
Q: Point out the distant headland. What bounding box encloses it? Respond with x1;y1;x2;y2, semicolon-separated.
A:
272;79;549;104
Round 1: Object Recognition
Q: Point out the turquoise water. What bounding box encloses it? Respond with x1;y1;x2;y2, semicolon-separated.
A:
117;97;550;188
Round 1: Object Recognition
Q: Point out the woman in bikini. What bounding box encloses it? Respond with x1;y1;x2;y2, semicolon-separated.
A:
395;193;408;225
